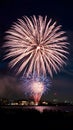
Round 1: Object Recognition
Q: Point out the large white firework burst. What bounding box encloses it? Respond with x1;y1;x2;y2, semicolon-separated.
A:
4;15;69;77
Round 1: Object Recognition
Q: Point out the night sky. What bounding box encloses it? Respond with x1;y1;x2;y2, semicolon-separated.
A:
0;0;73;102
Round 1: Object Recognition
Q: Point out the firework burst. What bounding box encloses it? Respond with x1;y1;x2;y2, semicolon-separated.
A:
20;73;51;105
4;15;69;77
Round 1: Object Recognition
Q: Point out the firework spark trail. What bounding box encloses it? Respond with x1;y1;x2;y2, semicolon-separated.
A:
3;15;69;77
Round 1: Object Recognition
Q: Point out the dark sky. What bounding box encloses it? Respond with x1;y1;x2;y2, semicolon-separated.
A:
0;0;73;102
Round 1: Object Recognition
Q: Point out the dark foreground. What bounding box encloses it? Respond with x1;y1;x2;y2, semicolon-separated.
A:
0;106;73;129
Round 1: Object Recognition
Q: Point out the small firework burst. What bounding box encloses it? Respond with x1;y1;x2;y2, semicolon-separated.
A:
20;73;51;105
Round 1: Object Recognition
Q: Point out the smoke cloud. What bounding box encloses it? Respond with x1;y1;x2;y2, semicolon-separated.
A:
0;75;24;99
